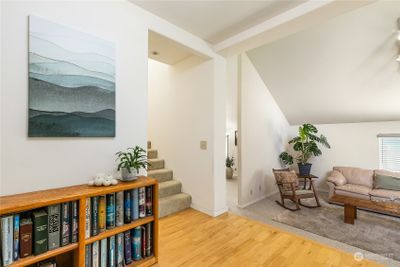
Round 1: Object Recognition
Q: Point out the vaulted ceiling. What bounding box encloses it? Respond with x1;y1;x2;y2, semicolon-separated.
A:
248;1;400;125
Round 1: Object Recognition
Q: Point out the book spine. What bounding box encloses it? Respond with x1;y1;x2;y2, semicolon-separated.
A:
132;189;139;221
106;194;115;229
108;235;116;267
115;192;124;227
85;198;91;239
146;186;153;216
123;191;132;223
13;215;19;261
100;238;107;267
116;233;124;267
19;219;32;258
123;231;132;265
141;226;146;258
47;204;61;250
91;196;99;236
132;227;141;261
60;202;70;246
138;187;146;218
71;201;79;243
130;189;134;222
1;216;13;265
145;223;152;257
85;244;91;267
92;240;99;267
33;211;48;255
98;195;106;233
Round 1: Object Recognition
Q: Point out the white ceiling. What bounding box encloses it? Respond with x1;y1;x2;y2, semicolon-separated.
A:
132;0;305;44
148;31;200;65
247;1;400;125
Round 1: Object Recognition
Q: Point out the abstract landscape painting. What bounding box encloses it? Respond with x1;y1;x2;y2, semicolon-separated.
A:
28;16;115;137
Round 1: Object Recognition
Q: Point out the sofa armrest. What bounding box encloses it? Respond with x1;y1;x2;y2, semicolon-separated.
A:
327;170;347;186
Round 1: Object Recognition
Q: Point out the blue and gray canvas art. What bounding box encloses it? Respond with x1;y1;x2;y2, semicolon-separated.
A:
28;16;115;137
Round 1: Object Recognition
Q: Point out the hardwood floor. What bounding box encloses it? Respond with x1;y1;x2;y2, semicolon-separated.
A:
156;208;381;267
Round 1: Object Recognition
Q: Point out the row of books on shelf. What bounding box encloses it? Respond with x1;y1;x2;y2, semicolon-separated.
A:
85;223;153;267
0;201;78;267
86;187;153;238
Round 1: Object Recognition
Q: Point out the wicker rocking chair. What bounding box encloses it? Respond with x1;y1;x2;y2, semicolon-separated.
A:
272;168;321;211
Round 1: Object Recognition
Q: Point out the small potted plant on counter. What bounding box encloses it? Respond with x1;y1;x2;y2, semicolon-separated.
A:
226;156;235;179
116;146;150;181
279;123;330;176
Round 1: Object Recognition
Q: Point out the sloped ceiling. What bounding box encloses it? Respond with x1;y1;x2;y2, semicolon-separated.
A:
248;1;400;125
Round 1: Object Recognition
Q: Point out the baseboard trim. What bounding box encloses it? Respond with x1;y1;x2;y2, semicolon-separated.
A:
190;203;228;217
237;190;278;208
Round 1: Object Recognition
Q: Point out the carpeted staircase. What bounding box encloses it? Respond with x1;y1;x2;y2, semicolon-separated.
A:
147;142;192;218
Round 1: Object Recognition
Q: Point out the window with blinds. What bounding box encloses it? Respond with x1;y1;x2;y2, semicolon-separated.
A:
378;135;400;171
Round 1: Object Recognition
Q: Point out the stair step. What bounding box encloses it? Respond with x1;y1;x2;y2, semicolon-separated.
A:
148;159;164;171
147;149;158;159
147;169;173;182
159;180;182;198
159;193;191;218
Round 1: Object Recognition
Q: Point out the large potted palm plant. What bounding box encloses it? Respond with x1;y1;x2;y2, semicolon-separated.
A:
279;124;330;176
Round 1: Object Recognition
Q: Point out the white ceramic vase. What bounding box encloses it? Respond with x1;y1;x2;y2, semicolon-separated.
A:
121;168;139;181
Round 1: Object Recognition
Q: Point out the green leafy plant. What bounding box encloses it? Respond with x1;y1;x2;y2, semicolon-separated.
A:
279;124;330;165
226;156;235;168
116;146;150;173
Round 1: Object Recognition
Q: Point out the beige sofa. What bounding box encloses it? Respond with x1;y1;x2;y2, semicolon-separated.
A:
327;167;400;207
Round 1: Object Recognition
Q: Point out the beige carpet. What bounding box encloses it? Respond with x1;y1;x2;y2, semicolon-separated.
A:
273;200;400;261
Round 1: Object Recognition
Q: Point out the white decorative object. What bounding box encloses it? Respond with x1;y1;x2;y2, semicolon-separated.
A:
121;168;139;181
88;174;118;187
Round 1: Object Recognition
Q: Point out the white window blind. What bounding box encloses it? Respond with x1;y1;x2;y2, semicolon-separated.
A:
378;135;400;171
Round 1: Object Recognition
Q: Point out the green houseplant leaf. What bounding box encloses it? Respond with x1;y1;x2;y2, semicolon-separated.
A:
279;123;330;166
116;145;151;173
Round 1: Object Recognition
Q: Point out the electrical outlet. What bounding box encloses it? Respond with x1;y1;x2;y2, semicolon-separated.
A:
250;189;253;195
259;185;261;191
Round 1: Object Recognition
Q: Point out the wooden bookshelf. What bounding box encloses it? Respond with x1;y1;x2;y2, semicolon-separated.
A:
0;176;159;267
7;243;78;267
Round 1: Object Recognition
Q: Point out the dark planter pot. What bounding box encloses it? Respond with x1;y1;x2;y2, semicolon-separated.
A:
298;163;312;176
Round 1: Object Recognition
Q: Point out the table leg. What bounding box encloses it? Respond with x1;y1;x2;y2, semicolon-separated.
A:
303;178;307;190
344;204;355;224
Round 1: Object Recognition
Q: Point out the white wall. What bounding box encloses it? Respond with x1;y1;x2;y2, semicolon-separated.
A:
0;0;226;203
226;56;239;174
289;121;400;191
238;53;290;207
148;56;227;216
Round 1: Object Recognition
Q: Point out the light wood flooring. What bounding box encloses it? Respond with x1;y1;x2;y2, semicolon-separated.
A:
156;208;381;267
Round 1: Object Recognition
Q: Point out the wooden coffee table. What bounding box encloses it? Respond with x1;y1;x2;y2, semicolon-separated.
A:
330;194;400;224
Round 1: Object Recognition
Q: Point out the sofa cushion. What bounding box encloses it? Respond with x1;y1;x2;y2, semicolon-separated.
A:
370;189;400;202
333;167;373;188
375;169;400;177
374;174;400;191
335;184;371;197
327;170;347;186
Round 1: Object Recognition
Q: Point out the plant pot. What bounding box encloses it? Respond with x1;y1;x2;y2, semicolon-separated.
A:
298;163;312;176
121;168;139;181
226;167;234;179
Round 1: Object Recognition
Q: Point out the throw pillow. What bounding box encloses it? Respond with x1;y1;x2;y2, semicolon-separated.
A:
374;170;400;191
